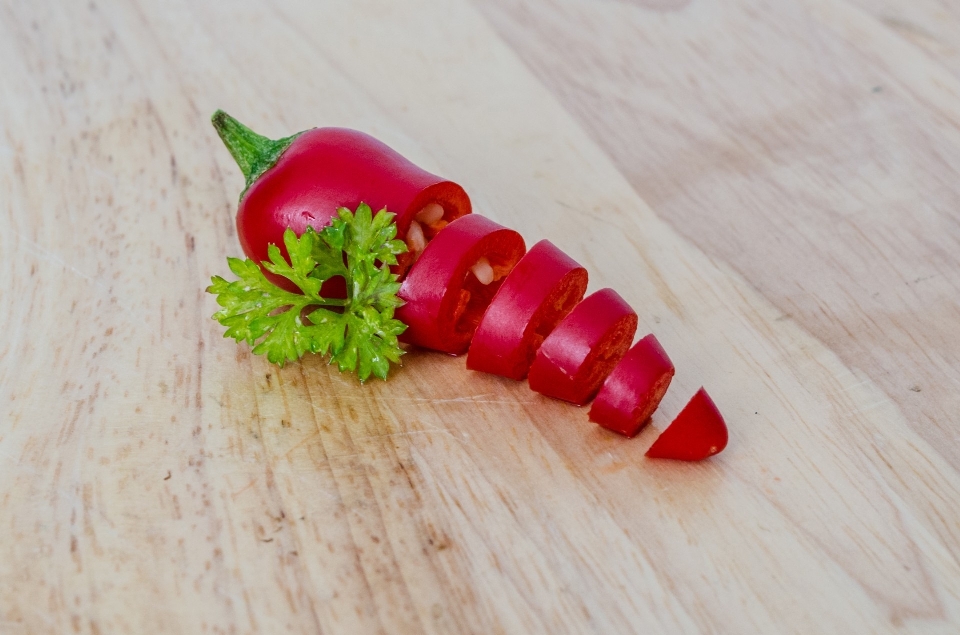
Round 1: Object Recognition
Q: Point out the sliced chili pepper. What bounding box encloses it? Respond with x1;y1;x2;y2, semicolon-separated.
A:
397;215;526;355
212;111;471;292
588;334;675;437
527;288;638;406
645;388;728;461
466;240;588;380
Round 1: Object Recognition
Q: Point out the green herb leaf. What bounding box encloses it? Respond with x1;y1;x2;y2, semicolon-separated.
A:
207;204;409;381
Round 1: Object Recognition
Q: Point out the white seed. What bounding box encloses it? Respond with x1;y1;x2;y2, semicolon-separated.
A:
471;257;494;285
407;220;427;254
415;202;445;225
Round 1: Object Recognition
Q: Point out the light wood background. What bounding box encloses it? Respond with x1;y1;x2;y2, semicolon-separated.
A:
2;0;959;633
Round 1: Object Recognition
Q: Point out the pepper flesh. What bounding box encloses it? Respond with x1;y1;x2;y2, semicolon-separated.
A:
527;288;638;406
645;388;728;461
213;112;471;292
588;334;675;437
397;215;526;354
467;240;588;380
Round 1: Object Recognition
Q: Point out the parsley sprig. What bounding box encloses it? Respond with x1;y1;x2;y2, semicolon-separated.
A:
207;204;408;381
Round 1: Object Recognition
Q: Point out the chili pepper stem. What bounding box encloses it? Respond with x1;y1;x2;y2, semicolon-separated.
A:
211;110;300;191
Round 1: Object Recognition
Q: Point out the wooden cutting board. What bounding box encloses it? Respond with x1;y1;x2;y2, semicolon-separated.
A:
2;0;959;632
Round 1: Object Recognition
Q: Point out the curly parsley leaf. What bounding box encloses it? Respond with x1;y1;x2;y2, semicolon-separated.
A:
207;203;408;381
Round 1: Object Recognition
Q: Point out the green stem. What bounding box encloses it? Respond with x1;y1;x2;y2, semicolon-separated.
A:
310;298;349;308
211;110;300;191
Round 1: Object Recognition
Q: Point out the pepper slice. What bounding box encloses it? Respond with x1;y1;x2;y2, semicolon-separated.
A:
397;215;526;354
588;334;675;437
466;240;588;380
645;388;728;461
213;112;471;292
527;288;638;405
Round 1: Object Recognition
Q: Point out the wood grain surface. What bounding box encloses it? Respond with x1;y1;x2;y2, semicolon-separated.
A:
2;0;959;633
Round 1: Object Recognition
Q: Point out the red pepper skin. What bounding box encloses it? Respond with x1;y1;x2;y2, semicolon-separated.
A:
213;112;471;293
588;334;675;437
397;215;526;355
645;388;728;461
527;289;638;406
466;240;588;380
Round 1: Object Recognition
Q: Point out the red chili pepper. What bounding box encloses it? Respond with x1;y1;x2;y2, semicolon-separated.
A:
397;215;526;355
527;288;638;406
588;334;675;437
466;240;588;380
212;111;471;292
645;388;728;461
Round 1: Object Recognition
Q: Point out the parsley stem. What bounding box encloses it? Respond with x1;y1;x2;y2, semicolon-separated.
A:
308;298;349;308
